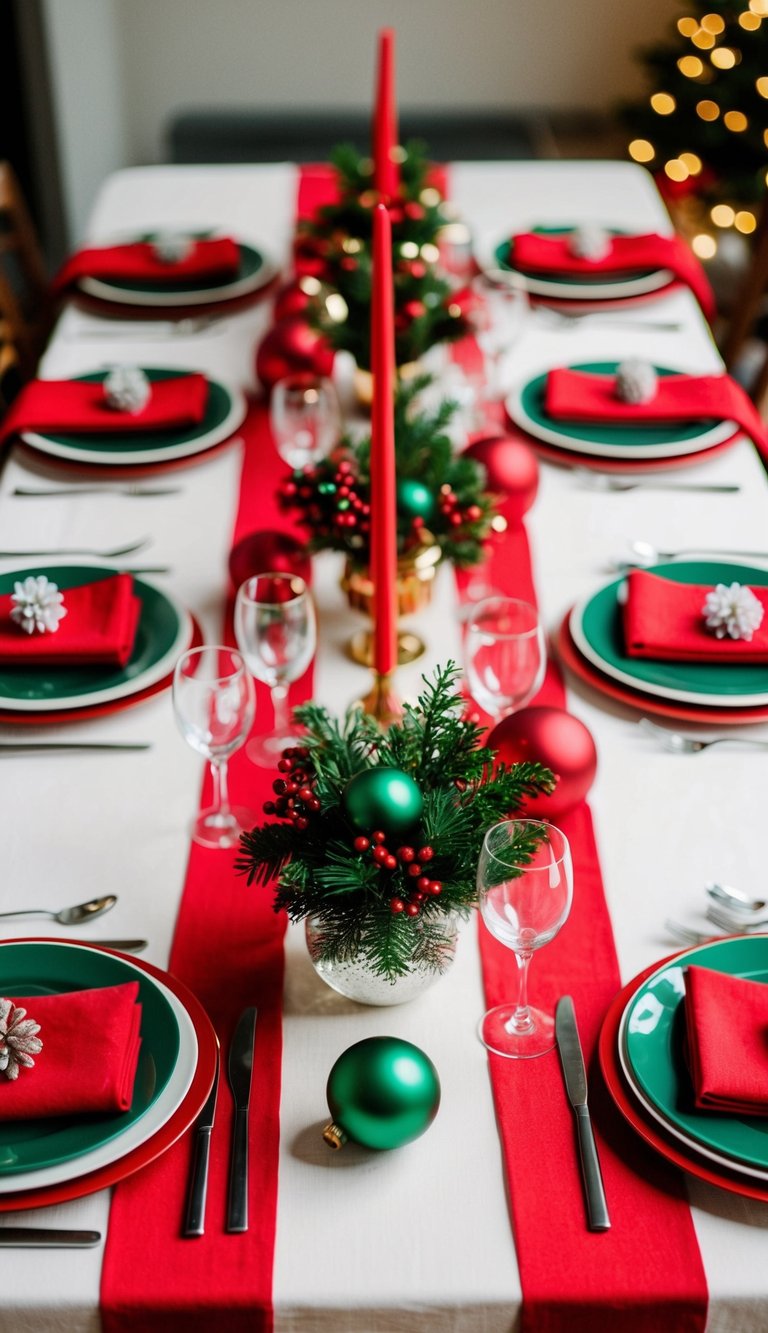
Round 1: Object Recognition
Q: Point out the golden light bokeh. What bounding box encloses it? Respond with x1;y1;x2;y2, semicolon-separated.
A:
735;210;757;233
651;92;676;113
419;188;441;208
679;151;703;173
739;10;762;27
749;0;768;14
678;16;699;34
693;29;716;47
696;99;720;119
702;12;725;30
678;55;704;75
628;138;655;162
399;241;419;259
419;244;440;264
724;109;749;130
711;204;736;226
664;159;690;182
763;128;768;146
711;47;738;66
692;233;718;258
757;76;768;95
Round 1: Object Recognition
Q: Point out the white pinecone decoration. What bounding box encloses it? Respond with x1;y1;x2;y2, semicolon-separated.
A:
0;999;42;1080
702;582;764;641
104;365;151;414
614;358;658;405
567;224;612;262
10;575;67;635
151;231;194;264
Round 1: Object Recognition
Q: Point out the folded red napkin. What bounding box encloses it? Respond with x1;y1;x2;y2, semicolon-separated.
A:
52;236;240;294
543;366;768;456
509;230;715;321
0;573;141;668
0;981;142;1120
622;568;768;661
684;964;768;1115
0;374;209;447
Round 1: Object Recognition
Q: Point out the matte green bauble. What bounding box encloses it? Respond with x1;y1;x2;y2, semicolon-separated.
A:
342;767;424;836
324;1036;441;1150
397;478;436;523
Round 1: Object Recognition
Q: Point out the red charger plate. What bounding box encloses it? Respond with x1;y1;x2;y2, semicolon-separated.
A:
0;939;218;1212
556;610;768;725
598;949;768;1203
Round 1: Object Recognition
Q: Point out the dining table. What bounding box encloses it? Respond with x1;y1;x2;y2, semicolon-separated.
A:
1;157;768;1333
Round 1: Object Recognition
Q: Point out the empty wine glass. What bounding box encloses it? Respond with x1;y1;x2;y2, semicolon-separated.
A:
234;572;317;767
470;272;529;399
173;646;256;850
464;596;546;720
270;374;341;470
478;820;573;1058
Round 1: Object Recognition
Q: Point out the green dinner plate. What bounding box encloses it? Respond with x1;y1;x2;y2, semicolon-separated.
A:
0;564;188;711
491;225;670;299
101;241;264;297
621;936;768;1172
571;560;768;706
79;235;271;307
22;368;245;467
507;362;736;459
0;941;179;1175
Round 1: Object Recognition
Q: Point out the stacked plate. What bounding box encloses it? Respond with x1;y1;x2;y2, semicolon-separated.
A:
599;936;768;1202
76;231;276;311
0;564;194;725
558;559;768;725
0;940;217;1211
505;361;738;473
481;225;673;304
20;368;247;470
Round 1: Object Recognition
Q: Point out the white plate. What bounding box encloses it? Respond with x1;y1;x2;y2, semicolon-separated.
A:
0;947;197;1194
475;227;674;300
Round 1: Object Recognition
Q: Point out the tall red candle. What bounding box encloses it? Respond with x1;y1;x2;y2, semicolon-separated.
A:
370;203;398;678
373;28;400;198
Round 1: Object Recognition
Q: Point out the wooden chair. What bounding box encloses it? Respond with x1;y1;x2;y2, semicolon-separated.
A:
0;161;52;378
0;333;22;415
720;194;768;414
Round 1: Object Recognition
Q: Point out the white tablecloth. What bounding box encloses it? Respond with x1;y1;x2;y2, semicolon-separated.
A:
1;161;767;1333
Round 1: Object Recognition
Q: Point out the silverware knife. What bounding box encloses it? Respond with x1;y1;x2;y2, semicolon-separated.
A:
0;1228;101;1247
0;742;151;753
183;1047;220;1238
13;487;181;497
73;939;148;952
226;1006;257;1234
555;995;611;1232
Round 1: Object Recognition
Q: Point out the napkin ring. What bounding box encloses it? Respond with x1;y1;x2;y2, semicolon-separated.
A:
567;224;611;262
615;358;658;405
151;231;194;264
702;582;764;641
0;999;42;1081
104;365;151;414
10;575;67;635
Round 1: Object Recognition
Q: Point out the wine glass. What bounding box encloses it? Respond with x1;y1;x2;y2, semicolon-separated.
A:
173;646;256;850
477;819;573;1058
464;596;546;720
470;272;529;399
234;572;317;767
270;374;341;470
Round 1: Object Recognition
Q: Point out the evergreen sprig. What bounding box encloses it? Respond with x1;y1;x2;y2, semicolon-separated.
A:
235;662;556;980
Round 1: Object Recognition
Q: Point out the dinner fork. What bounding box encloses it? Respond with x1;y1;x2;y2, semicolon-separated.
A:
0;539;150;558
575;471;740;494
664;919;720;946
535;309;683;334
705;903;768;933
13;486;182;498
65;315;230;339
639;717;768;754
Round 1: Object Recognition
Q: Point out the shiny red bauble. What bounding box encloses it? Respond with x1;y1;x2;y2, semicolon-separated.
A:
464;435;539;524
228;529;312;590
272;277;322;322
255;314;334;392
487;706;597;818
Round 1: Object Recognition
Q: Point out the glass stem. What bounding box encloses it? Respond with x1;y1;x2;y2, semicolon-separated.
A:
271;682;290;736
507;949;535;1035
210;755;232;821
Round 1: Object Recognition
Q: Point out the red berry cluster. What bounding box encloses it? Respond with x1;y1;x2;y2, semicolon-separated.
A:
279;457;371;544
438;482;484;531
351;834;443;916
262;747;321;830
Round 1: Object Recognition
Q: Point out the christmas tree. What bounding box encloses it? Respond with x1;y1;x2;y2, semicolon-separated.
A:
622;1;768;255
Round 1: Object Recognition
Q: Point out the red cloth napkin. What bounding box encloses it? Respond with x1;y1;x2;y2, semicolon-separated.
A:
509;231;715;321
0;574;141;667
684;964;768;1114
622;568;768;661
543;366;768;456
0;374;209;447
52;237;240;294
0;982;142;1120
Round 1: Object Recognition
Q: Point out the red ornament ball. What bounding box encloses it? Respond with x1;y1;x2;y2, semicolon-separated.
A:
464;435;539;524
256;314;334;391
273;276;322;322
487;706;597;818
229;529;312;590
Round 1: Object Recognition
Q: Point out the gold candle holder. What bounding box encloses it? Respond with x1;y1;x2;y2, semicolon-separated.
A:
358;670;403;727
340;537;441;666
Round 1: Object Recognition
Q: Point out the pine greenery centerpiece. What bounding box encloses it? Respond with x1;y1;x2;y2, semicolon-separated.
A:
236;663;555;983
278;374;498;570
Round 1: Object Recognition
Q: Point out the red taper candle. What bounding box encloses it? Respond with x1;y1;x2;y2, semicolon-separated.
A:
370;202;398;678
373;28;400;199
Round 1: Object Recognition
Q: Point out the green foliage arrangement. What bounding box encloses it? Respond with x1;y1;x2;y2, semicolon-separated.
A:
236;663;555;981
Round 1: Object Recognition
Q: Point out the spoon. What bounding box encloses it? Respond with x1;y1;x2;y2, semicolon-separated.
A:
705;881;768;914
0;894;117;925
629;539;768;564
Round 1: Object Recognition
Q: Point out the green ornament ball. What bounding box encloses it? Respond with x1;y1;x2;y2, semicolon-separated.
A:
325;1036;441;1150
342;767;424;836
397;478;436;522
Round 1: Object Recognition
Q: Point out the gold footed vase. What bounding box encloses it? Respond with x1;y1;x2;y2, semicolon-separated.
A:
340;538;441;666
